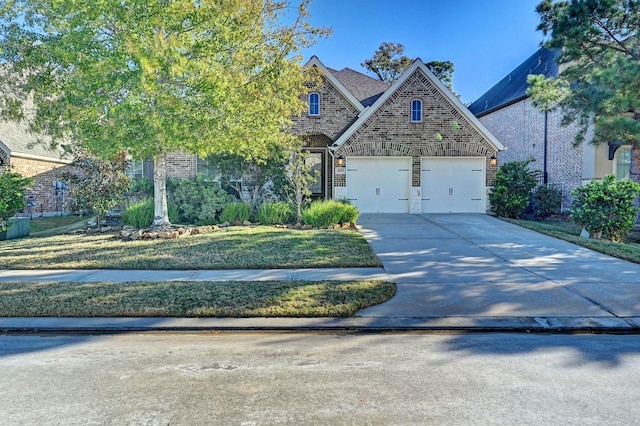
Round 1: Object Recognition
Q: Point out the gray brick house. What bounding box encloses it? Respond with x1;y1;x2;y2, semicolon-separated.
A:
468;48;631;209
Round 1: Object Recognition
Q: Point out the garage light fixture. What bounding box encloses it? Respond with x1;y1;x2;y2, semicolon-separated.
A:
336;157;345;167
489;155;498;166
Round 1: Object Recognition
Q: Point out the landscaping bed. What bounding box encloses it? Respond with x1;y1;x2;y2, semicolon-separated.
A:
0;280;395;317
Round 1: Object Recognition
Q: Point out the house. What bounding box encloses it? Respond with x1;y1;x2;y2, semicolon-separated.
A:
468;47;631;209
0;117;73;216
291;56;503;214
133;56;504;214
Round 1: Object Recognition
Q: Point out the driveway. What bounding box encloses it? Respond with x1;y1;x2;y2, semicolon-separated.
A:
356;214;640;320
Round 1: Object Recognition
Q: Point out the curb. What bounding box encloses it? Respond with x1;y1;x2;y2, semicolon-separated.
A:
2;316;639;334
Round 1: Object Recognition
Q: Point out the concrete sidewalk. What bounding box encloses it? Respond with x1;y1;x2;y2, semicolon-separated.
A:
2;213;640;333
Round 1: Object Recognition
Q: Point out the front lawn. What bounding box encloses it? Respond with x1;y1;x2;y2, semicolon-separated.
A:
504;217;640;264
0;226;382;270
0;280;395;317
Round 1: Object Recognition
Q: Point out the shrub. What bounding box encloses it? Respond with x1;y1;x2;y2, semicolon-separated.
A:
220;202;252;223
167;177;236;225
121;199;179;228
571;175;640;242
257;202;293;225
489;159;540;218
0;171;34;231
532;185;563;218
301;200;360;227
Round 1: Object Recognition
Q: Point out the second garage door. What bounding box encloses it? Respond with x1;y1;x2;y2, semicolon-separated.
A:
421;157;486;213
346;157;411;213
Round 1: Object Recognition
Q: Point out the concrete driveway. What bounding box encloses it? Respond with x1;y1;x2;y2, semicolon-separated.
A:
356;214;640;320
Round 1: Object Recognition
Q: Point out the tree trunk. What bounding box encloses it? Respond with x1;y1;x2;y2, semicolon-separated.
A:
153;153;170;227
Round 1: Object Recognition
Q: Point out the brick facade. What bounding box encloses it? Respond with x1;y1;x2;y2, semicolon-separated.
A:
165;152;197;179
9;156;73;216
478;98;586;207
334;68;499;188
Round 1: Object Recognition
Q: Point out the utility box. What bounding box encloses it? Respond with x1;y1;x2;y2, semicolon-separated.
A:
1;217;30;240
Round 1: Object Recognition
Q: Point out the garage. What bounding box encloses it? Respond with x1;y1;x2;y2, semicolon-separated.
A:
346;157;411;213
421;157;486;213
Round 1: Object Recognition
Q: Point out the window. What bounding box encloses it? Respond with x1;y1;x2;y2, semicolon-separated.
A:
125;158;144;179
411;99;422;122
308;92;320;116
305;152;323;195
196;155;219;179
615;147;631;180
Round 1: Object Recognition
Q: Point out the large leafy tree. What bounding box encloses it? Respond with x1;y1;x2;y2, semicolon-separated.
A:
361;41;455;89
527;0;640;182
0;0;328;226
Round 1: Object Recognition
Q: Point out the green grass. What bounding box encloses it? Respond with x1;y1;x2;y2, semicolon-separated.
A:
0;226;382;270
0;280;396;317
504;217;640;264
28;215;89;235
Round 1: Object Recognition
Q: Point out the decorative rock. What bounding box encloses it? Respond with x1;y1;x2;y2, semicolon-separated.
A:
86;227;101;234
158;230;179;239
350;222;357;228
580;228;590;239
242;220;252;226
341;223;350;228
219;221;230;228
301;225;313;230
332;224;341;229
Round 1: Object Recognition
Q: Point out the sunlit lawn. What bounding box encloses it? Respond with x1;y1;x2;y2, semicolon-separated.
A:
0;280;396;317
0;226;382;270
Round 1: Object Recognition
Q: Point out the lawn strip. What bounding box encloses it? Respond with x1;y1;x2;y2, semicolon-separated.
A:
504;218;640;264
0;226;382;270
0;280;396;317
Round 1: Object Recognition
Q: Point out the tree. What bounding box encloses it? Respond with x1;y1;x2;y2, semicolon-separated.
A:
361;42;455;89
286;149;319;224
0;171;34;231
0;0;328;226
527;0;640;183
61;152;131;227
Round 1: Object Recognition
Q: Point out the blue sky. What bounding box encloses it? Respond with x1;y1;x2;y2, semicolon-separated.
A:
301;0;544;104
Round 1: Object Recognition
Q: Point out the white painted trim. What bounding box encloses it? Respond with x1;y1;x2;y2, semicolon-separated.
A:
305;56;365;114
332;59;504;152
12;151;72;164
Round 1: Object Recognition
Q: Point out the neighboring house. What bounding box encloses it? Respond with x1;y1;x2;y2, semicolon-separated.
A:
292;56;503;213
0;118;73;216
134;56;504;214
468;47;630;209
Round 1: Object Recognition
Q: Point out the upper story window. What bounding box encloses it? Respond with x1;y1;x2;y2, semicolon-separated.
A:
411;99;422;122
308;92;320;116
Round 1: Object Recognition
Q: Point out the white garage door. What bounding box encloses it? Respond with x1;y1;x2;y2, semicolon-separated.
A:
346;157;411;213
421;157;485;213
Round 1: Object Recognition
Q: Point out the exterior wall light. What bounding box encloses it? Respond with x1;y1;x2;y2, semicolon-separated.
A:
489;155;498;166
336;157;345;167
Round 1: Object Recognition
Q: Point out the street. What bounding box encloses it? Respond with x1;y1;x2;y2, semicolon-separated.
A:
1;332;639;425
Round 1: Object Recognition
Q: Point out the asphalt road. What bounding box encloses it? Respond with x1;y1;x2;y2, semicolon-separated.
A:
1;332;639;425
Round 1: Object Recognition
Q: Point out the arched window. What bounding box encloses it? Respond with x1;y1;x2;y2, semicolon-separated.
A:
308;92;320;116
411;99;422;122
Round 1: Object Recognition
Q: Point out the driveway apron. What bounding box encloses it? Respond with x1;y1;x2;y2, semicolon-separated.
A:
356;214;640;319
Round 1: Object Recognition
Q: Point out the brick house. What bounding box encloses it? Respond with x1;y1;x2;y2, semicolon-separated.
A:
0;118;73;216
134;56;504;214
292;56;503;213
468;48;630;209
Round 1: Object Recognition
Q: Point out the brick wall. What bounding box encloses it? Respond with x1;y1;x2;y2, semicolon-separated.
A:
334;69;499;188
10;156;73;215
478;98;585;207
165;152;197;179
292;74;360;140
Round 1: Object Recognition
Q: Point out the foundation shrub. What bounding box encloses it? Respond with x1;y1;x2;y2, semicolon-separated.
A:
302;200;360;227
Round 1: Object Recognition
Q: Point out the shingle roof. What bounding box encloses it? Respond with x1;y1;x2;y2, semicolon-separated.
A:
0;117;70;162
468;48;559;117
329;67;390;107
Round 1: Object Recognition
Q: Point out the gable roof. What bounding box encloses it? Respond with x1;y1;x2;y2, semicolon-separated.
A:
329;67;389;107
332;58;504;151
305;56;365;113
468;47;559;117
